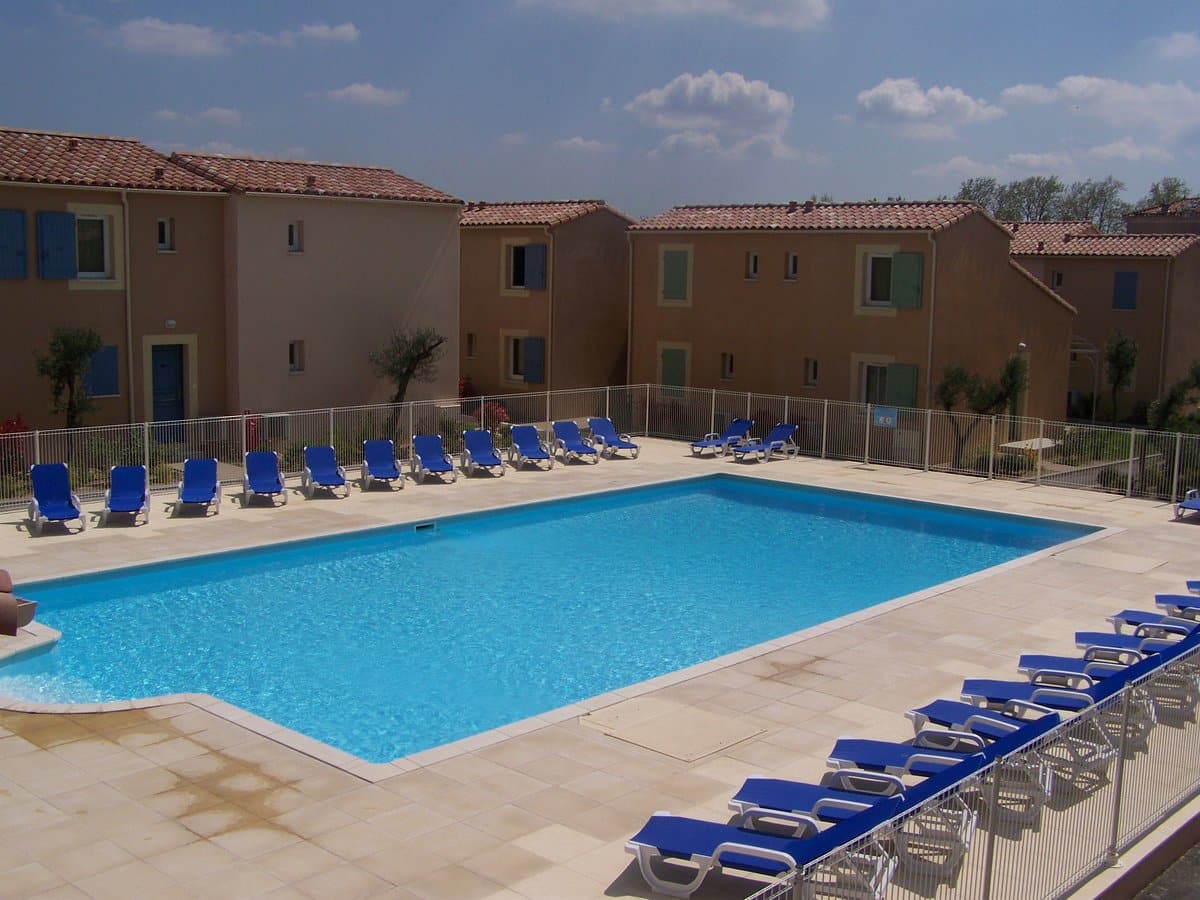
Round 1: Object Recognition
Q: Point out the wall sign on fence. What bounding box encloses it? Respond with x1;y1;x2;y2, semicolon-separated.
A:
872;406;898;428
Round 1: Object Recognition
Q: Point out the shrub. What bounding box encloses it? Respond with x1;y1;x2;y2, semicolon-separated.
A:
481;401;509;431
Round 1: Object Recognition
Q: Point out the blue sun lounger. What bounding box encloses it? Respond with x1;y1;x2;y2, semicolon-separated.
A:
174;458;220;516
301;446;348;498
1175;488;1200;519
28;463;85;535
730;422;798;463
242;451;287;506
508;424;554;470
362;439;404;490
690;417;752;457
461;429;505;477
552;420;599;464
729;770;905;826
411;434;458;483
1108;606;1199;633
587;417;639;459
102;465;150;526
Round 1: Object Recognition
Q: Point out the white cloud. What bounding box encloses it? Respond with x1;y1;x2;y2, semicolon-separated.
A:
319;83;409;106
284;22;360;44
856;77;1004;139
1006;151;1073;172
1088;137;1173;162
516;0;829;31
913;155;1004;178
498;132;528;145
554;136;611;152
1151;31;1200;60
154;108;181;121
600;97;614;111
1000;75;1200;141
154;106;241;127
116;17;227;56
627;70;798;159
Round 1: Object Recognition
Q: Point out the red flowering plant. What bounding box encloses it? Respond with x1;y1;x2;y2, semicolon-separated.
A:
0;413;31;501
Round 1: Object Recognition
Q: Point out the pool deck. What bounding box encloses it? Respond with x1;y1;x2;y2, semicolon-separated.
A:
0;438;1194;899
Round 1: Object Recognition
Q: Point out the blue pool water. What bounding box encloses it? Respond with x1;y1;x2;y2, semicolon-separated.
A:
0;475;1095;762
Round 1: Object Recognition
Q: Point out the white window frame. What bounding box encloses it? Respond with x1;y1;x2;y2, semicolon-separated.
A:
720;352;734;380
156;217;175;252
864;254;892;307
507;243;528;290
287;221;304;253
744;251;758;280
75;215;111;279
785;252;798;281
466;332;477;359
861;362;888;404
804;357;819;388
288;340;305;374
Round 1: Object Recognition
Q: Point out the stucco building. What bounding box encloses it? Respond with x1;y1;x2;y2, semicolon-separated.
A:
458;200;631;395
1125;197;1200;236
0;127;228;428
1008;222;1200;418
627;201;1075;420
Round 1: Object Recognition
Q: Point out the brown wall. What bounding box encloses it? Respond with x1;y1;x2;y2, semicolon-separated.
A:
1164;246;1200;390
0;185;225;428
629;215;1073;419
228;195;460;412
458;225;550;396
932;214;1073;420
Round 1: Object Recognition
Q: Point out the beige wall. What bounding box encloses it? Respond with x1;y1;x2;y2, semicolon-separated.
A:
227;195;460;411
458;225;549;396
629;215;1073;419
0;185;225;428
1163;246;1200;390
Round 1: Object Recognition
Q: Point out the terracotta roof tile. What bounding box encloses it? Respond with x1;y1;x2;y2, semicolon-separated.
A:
1010;229;1198;258
629;201;978;232
461;199;630;227
1005;221;1099;253
170;152;459;204
0;126;222;192
1127;197;1200;217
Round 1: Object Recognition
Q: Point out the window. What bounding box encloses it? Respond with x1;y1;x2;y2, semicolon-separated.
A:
466;332;477;359
156;218;174;251
659;246;692;305
288;340;305;373
744;251;758;280
785;252;798;281
862;363;888;404
804;358;819;387
83;345;119;397
287;221;304;253
866;254;892;306
508;244;527;289
76;215;110;278
505;336;524;381
1113;271;1138;310
1051;270;1063;289
720;352;734;380
503;242;546;291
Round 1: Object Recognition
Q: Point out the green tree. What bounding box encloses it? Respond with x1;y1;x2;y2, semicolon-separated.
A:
35;327;103;429
1147;362;1200;432
955;177;1002;215
935;356;1029;468
996;176;1065;222
1138;177;1192;210
1058;176;1128;233
1104;331;1138;424
369;327;446;406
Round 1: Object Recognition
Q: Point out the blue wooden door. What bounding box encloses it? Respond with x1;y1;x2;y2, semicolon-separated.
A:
152;344;185;421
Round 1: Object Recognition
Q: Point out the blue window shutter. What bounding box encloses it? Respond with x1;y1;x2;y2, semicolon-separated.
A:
884;363;918;408
36;211;77;279
1113;271;1138;310
83;345;119;397
890;252;923;309
522;337;545;384
524;243;547;290
0;209;27;279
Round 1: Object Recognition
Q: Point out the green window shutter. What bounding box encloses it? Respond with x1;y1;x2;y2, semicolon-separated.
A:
660;348;687;387
884;363;918;408
662;250;689;302
889;251;923;309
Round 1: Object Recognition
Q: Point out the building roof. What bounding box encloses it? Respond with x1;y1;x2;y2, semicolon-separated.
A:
461;199;630;227
0;126;223;192
1009;229;1198;258
629;201;978;232
170;152;460;204
1005;221;1099;253
1127;197;1200;217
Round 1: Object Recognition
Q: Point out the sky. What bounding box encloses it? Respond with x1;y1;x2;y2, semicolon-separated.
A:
2;1;1198;217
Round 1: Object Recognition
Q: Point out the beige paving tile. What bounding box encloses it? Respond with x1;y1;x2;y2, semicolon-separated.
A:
458;842;553;887
405;864;506;900
75;857;192;900
146;838;240;880
38;838;134;882
293;862;394;898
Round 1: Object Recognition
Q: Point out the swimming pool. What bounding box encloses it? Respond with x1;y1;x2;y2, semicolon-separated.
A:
0;475;1096;762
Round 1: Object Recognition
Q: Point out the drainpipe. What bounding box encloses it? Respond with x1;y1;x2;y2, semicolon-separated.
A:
544;225;554;391
923;231;938;407
625;231;634;384
122;189;135;422
1158;258;1173;397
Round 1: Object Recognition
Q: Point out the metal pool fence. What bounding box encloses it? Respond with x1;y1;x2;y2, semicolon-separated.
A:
745;639;1200;900
1;384;1198;510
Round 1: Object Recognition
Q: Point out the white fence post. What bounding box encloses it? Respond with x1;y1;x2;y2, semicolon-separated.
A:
407;403;414;452
34;430;40;465
745;392;751;421
1104;689;1134;864
923;407;932;472
328;408;335;446
864;404;872;465
605;386;611;421
988;416;996;479
782;395;789;427
1126;428;1137;497
821;399;828;459
142;422;150;476
645;385;651;435
1036;419;1044;486
240;412;247;461
1172;432;1183;504
710;389;716;435
545;391;551;425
